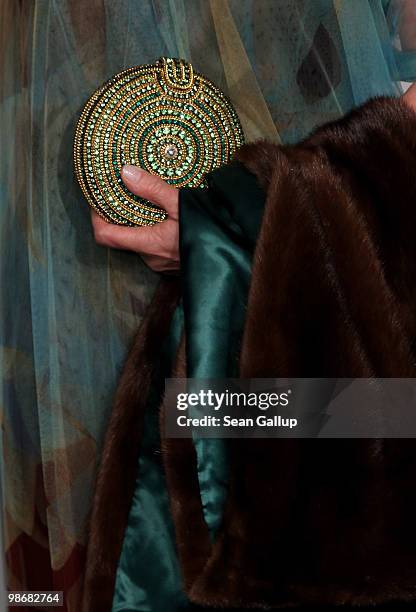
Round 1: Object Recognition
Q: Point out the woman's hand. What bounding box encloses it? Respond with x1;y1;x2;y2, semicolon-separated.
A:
403;81;416;112
91;165;180;273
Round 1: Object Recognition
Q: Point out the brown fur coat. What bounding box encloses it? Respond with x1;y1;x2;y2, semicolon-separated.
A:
83;97;416;610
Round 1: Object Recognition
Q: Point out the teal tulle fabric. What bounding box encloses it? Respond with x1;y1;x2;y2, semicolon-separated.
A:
1;1;416;610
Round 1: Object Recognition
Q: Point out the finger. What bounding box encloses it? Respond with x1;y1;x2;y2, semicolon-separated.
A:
91;209;159;252
404;82;416;111
121;165;179;219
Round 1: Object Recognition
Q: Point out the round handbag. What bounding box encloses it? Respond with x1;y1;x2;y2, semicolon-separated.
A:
74;57;244;226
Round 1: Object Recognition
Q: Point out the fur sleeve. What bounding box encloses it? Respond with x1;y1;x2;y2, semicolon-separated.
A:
184;97;416;609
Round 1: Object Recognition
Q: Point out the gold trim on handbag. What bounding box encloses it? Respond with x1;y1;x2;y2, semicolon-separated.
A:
73;57;244;226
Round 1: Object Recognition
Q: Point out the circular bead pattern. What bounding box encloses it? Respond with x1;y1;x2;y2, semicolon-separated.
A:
73;57;245;226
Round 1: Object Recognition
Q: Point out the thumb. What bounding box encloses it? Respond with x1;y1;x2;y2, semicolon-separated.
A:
403;82;416;112
121;165;179;220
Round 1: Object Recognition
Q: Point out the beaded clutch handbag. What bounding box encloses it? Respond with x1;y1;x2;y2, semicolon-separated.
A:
73;57;244;226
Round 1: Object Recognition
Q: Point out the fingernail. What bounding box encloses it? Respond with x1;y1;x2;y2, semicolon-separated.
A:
121;165;144;182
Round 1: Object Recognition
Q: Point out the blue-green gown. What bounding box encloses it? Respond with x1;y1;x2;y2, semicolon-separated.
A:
1;1;416;610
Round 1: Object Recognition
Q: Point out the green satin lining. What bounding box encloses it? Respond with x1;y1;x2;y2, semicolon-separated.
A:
112;163;265;610
180;163;265;536
112;306;188;612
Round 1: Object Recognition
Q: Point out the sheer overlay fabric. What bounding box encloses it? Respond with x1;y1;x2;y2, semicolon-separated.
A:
1;1;415;609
